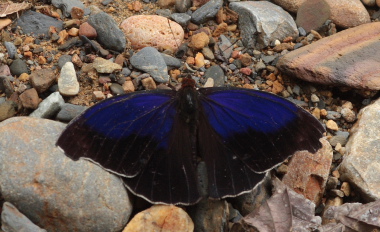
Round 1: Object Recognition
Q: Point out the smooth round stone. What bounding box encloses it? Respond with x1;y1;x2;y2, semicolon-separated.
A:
110;83;125;95
120;15;184;52
58;62;80;96
56;103;87;122
4;42;17;59
9;59;28;76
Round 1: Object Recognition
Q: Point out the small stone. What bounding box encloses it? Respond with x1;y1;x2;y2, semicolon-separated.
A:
311;94;320;102
19;73;30;82
72;54;83;67
239;53;252;67
212;22;228;37
123;205;193;232
58;62;80;96
68;27;79;36
189;32;209;50
141;77;157;90
175;0;191;12
326;120;339;131
56;103;87;122
30;68;56;93
38;56;47;65
93;57;122;73
240;67;252;75
122;80;135;93
57;30;69;44
320;109;328;117
341;108;356;122
0;18;12;30
340;182;351;197
58;55;72;69
79;22;97;38
272;80;284;94
29;92;65;118
157;0;176;8
0;101;17;122
71;6;84;19
4;42;17;59
329;189;345;198
19;88;40;110
201;47;215;60
9;59;29;76
326;111;341;120
194;52;205;68
326;176;339;190
329;131;349;146
203;78;214;87
93;90;105;101
312;108;321;119
110;83;125;95
191;0;223;24
204;65;224;87
170;13;191;27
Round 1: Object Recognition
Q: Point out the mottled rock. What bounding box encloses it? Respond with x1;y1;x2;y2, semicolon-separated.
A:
282;138;333;205
1;202;46;232
93;57;122;73
0;117;132;231
29;92;64;118
204;65;224;87
58;62;80;96
16;10;63;37
88;12;126;52
160;53;182;69
339;98;380;201
0;64;11;76
141;77;157;90
189;32;209;50
130;47;169;83
296;0;331;33
229;1;298;49
30;69;56;93
272;0;306;13
56;103;87;122
121;15;184;52
9;59;28;76
325;0;370;28
19;88;40;110
0;101;17;122
52;0;84;18
79;22;97;38
277;22;380;90
191;0;223;24
123;205;193;232
170;13;191;27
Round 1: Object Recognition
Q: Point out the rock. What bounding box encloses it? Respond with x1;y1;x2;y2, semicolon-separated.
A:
130;47;169;83
329;131;350;147
229;1;298;49
170;13;191;27
202;47;214;60
189;32;209;50
282;138;333;205
29;92;64;118
123;80;135;93
339;98;380;201
175;0;191;12
123;205;193;232
0;101;17;122
277;22;380;90
0;76;14;98
326;111;341;120
58;54;72;69
271;0;306;13
110;83;125;95
218;35;233;59
58;62;80;96
92;57;122;73
79;22;97;38
160;53;182;69
341;108;356;122
1;202;46;232
296;0;331;33
194;52;205;68
121;15;184;52
157;0;176;8
93;90;105;101
16;10;63;38
0;64;11;76
52;0;85;18
326;120;339;131
29;68;56;93
9;59;28;76
88;12;126;52
189;200;229;232
204;65;224;87
56;103;87;122
0;18;12;30
4;42;17;59
141;77;157;90
325;0;370;28
0;117;132;231
19;88;40;110
191;0;223;24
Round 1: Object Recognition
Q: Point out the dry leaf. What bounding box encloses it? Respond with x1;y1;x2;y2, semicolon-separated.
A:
0;1;31;18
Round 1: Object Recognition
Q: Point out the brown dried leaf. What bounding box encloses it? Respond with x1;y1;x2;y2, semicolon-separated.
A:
323;201;380;231
0;1;31;18
243;179;322;232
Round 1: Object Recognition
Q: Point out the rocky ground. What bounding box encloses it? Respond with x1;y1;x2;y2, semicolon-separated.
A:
1;0;380;231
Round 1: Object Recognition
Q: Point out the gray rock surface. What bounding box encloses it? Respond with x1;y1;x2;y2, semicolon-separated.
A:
339;98;380;201
52;0;85;18
56;103;87;122
1;202;46;232
160;53;182;69
204;65;225;87
131;47;169;83
229;1;298;49
16;11;63;37
191;0;223;24
29;92;65;118
0;117;132;232
88;12;126;52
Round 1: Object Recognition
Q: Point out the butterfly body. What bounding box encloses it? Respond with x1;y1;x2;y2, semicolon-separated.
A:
57;79;324;205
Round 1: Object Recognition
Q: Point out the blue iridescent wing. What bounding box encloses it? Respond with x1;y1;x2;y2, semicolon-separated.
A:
56;90;201;205
198;87;324;199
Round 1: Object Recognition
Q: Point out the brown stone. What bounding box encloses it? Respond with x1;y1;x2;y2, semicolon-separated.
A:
123;205;193;232
271;80;284;94
277;22;380;90
0;18;12;30
79;22;97;39
282;138;333;205
71;7;84;19
239;53;252;66
19;73;29;82
240;67;252;75
212;22;228;37
19;88;40;109
189;32;209;50
114;54;125;66
194;52;205;68
29;69;56;93
325;0;370;28
272;0;306;13
68;28;79;36
132;1;143;11
38;56;47;65
122;80;135;93
296;0;331;33
57;30;69;44
157;0;176;8
141;77;157;90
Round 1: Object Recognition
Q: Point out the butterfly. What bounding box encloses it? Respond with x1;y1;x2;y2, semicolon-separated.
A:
56;78;324;205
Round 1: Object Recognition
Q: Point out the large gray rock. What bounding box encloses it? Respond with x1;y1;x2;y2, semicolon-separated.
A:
339;98;380;201
0;117;132;231
229;1;298;49
16;11;63;38
29;92;65;118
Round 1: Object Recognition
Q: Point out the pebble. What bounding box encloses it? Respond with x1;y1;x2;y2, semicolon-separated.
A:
326;0;370;28
16;11;63;38
56;103;87;122
340;182;351;197
202;47;215;60
341;108;356;122
218;35;233;59
130;47;169;83
141;77;157;90
175;0;191;12
326;111;341;120
160;53;182;69
0;117;132;231
4;42;17;59
52;0;85;17
1;202;46;232
88;12;126;52
329;131;350;146
19;88;40;110
190;200;229;232
19;73;29;82
121;15;184;52
0;76;14;98
93;57;122;73
230;1;298;49
29;92;65;118
310;94;320;103
0;101;17;122
58;55;72;69
58;62;80;96
123;205;193;232
170;13;191;26
326;120;339;131
9;59;28;76
0;64;11;76
30;68;56;93
189;32;209;50
93;90;105;101
191;0;223;24
204;65;224;87
271;0;305;13
110;83;125;95
194;52;205;68
79;22;97;38
326;176;339;190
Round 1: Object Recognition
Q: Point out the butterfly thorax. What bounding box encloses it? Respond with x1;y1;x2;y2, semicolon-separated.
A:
177;86;199;126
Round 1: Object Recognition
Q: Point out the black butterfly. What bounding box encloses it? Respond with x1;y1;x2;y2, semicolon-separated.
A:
56;78;324;205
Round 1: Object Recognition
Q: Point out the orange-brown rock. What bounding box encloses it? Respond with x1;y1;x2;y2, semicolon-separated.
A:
282;138;333;205
277;22;380;90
